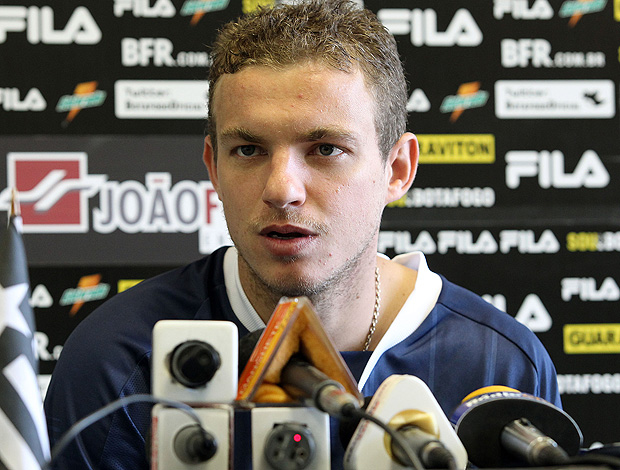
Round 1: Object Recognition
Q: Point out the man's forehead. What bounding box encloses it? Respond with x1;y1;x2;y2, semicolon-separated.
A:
208;62;379;148
210;61;366;101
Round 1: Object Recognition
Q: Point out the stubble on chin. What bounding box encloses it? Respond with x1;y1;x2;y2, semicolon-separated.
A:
230;206;383;322
239;252;327;301
236;230;377;326
230;209;331;296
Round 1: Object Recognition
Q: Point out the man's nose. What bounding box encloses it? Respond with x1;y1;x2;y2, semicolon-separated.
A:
261;152;307;209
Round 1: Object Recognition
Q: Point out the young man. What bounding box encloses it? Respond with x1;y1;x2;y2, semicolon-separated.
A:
44;1;561;468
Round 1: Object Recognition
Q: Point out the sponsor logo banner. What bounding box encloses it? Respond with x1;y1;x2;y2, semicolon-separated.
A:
505;150;610;189
418;134;495;163
559;0;606;22
59;274;111;315
114;0;177;17
439;82;489;122
117;279;143;293
566;231;620;252
114;80;208;119
30;284;53;308
0;152;230;253
564;323;620;353
35;333;62;362
0;87;46;111
0;6;101;44
379;229;560;255
180;0;230;16
113;0;230;21
388;187;495;209
56;81;107;126
501;39;605;69
561;277;620;301
0;152;106;232
377;8;483;47
558;373;620;394
121;38;211;68
493;0;554;19
440;82;489;121
495;80;615;118
242;0;276;14
406;89;431;113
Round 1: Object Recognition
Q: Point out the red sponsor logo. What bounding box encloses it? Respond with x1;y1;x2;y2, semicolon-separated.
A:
0;152;106;232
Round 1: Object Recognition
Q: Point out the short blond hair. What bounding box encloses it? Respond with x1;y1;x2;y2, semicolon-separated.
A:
207;0;408;159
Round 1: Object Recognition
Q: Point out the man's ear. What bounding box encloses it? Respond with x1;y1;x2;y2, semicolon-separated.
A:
385;132;419;204
203;135;221;198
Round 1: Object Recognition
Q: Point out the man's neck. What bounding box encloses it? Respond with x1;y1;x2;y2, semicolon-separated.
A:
238;256;379;351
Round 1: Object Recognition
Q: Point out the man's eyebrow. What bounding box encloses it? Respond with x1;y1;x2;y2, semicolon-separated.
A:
219;127;263;144
218;126;359;145
303;127;359;145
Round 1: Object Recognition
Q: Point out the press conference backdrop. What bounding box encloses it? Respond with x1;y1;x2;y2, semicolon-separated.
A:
1;0;619;448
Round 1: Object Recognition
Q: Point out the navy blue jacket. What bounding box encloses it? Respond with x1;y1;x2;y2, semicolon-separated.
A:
44;247;560;469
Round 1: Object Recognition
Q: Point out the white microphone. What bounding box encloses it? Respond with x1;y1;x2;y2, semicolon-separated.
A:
150;320;238;469
451;386;582;468
343;375;468;470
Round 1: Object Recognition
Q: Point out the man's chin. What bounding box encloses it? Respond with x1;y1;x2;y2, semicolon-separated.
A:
266;276;325;299
237;250;330;299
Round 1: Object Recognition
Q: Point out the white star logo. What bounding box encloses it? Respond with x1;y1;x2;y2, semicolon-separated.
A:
0;282;30;337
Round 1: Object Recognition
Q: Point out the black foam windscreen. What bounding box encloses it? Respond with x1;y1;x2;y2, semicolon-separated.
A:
454;394;582;467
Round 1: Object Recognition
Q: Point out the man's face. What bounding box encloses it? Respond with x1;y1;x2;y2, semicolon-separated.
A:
205;63;391;297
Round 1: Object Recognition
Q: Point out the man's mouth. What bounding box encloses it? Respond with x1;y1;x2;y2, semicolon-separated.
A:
260;225;314;240
267;231;306;240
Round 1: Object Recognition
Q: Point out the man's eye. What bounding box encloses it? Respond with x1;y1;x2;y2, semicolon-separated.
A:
314;144;342;157
235;145;259;157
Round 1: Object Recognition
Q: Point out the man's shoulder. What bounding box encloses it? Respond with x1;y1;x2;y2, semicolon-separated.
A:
434;276;546;358
122;246;228;299
112;252;217;310
60;247;230;358
436;276;500;316
45;248;233;415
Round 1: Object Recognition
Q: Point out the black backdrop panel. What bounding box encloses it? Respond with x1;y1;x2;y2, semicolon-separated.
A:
2;0;619;448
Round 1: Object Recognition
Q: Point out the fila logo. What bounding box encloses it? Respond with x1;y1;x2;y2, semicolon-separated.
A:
561;277;620;302
406;89;431;112
378;229;559;255
30;284;53;308
114;0;176;18
493;0;554;19
0;153;106;233
514;294;552;332
0;87;46;111
505;150;610;189
377;8;482;47
0;6;101;44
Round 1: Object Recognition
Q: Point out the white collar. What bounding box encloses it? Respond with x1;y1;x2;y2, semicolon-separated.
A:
222;247;442;390
357;252;442;390
223;246;266;333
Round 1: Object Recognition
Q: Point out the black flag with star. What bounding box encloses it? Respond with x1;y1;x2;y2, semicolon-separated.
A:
0;212;50;469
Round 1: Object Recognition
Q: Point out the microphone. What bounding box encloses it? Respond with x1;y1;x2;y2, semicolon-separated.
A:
150;320;238;469
239;329;361;418
236;296;365;470
173;424;218;464
451;386;583;468
152;319;238;403
387;411;457;469
344;375;468;470
340;397;456;469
